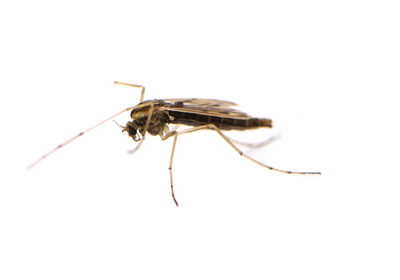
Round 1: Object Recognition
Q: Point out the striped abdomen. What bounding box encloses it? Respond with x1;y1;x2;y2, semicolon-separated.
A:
167;111;272;130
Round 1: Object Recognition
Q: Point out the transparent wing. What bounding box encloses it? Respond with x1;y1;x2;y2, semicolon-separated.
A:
160;98;251;119
162;98;238;108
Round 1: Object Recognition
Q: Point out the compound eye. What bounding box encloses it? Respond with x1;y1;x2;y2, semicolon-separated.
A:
128;125;137;137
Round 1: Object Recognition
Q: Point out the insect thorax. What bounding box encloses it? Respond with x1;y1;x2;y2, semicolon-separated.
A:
126;108;169;140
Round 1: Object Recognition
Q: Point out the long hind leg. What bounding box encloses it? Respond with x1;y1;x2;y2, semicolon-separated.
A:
162;124;320;206
163;124;321;175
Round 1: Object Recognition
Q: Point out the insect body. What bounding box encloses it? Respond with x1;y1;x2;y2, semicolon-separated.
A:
29;81;321;206
124;98;272;142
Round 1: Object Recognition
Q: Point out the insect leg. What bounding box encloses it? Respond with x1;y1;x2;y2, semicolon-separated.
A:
171;125;181;132
114;81;146;102
125;103;155;154
163;124;321;175
169;134;179;206
112;118;145;154
27;106;135;169
141;103;154;137
160;125;181;141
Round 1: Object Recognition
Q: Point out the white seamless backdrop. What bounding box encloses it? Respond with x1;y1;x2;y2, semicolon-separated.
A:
0;1;399;279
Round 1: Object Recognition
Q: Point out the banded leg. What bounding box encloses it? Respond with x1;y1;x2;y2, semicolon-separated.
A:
163;124;321;175
169;134;179;206
29;81;147;169
28;106;135;169
114;81;146;102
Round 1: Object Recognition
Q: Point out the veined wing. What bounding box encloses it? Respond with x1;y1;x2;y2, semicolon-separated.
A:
161;99;251;120
162;98;238;108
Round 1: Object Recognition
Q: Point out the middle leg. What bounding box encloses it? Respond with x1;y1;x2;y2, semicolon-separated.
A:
169;134;179;206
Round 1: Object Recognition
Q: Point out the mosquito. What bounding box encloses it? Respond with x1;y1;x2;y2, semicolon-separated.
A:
28;81;321;206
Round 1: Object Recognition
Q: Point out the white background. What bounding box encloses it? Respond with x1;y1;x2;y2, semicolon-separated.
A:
1;0;399;279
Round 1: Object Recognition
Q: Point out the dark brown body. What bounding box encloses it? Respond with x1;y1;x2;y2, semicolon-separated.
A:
127;99;273;140
167;110;272;130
